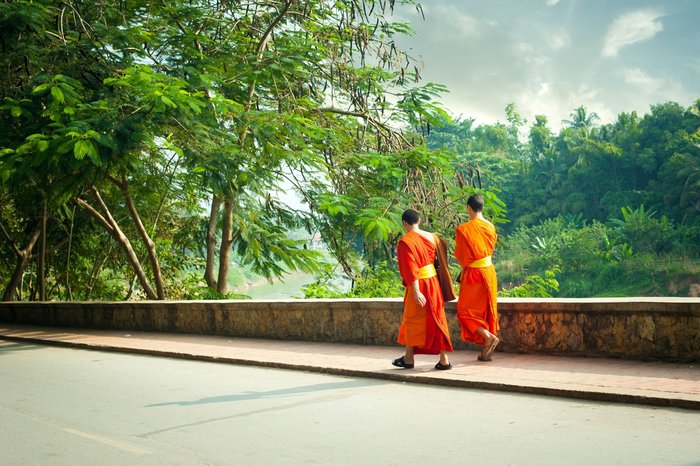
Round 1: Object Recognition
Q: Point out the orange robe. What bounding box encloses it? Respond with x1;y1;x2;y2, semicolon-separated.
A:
397;231;453;354
455;218;499;345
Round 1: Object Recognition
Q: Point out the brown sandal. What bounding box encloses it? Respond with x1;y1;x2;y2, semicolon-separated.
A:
478;336;500;362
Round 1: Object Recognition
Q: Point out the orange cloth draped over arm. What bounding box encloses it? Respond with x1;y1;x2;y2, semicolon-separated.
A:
454;218;499;345
397;231;453;355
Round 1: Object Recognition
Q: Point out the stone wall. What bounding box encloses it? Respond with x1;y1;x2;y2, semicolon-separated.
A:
496;298;700;361
0;298;698;361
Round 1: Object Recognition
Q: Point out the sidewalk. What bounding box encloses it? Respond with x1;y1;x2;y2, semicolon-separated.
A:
1;323;698;410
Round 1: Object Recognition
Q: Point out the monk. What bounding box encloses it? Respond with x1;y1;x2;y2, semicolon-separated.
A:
455;194;500;361
392;209;453;370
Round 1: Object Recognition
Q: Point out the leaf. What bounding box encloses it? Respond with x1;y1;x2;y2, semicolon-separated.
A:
56;139;75;155
161;95;176;108
354;216;396;241
32;83;51;94
187;100;203;113
74;139;97;161
50;86;65;104
319;201;348;216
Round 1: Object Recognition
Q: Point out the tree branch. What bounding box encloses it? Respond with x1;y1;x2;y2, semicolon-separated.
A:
76;198;115;235
0;219;21;256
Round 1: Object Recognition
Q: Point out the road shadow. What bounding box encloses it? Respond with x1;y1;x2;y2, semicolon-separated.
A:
0;340;44;354
145;378;386;407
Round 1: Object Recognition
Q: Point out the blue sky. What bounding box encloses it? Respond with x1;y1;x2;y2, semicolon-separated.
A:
395;0;700;130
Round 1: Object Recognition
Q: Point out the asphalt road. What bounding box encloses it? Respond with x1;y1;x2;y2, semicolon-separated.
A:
1;340;699;466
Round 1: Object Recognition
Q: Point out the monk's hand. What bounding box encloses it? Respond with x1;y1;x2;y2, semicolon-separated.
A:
414;290;426;307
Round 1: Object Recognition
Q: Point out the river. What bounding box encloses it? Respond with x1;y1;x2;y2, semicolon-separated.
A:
231;271;351;299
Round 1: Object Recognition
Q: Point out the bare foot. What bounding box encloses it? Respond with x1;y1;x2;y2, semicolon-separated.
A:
478;336;500;361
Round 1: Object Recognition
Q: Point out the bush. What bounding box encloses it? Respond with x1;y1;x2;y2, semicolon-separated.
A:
611;205;676;253
499;269;559;297
302;261;403;298
497;211;697;297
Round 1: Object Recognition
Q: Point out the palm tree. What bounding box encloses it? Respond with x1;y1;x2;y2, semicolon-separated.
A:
533;147;567;193
562;106;600;137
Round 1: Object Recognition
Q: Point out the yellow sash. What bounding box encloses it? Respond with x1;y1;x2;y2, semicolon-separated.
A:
416;263;437;279
466;256;492;268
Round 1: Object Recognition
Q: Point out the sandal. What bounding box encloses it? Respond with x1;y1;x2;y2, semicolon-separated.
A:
478;336;500;362
434;361;452;370
392;356;415;369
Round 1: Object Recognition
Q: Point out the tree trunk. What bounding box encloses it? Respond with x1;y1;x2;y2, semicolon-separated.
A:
76;189;159;300
119;179;165;299
4;255;30;301
38;198;47;301
2;224;41;301
86;242;112;300
204;194;221;289
66;206;76;300
209;5;292;294
216;192;234;294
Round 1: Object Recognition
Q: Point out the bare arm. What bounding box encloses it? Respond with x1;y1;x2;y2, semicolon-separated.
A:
411;279;426;307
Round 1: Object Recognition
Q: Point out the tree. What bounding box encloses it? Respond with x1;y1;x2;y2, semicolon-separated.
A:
528;114;553;160
562;105;600;136
1;0;466;300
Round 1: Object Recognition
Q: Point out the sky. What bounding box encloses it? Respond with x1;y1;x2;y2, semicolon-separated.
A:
393;0;700;131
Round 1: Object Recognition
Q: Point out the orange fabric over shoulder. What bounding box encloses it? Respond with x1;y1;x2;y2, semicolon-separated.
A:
433;234;457;302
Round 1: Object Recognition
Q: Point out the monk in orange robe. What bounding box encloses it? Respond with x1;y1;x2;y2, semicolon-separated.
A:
392;209;453;370
455;194;500;361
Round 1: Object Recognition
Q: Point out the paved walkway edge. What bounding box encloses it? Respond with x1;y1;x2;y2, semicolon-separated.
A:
2;334;697;411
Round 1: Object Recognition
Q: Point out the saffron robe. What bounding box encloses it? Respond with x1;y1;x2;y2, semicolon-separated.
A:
397;231;453;354
455;218;499;345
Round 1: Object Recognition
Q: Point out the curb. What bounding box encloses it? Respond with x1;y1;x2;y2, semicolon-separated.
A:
2;334;698;411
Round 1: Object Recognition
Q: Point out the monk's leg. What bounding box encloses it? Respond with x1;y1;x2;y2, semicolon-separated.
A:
404;346;415;364
438;350;449;366
475;326;495;345
476;327;499;360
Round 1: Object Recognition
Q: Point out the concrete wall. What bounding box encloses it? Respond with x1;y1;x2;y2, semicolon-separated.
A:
1;298;699;361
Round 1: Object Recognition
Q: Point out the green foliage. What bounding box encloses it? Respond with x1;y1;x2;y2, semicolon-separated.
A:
301;261;403;298
1;2;698;301
182;283;253;301
499;269;559;298
2;0;464;301
498;212;697;297
611;206;676;254
351;262;405;298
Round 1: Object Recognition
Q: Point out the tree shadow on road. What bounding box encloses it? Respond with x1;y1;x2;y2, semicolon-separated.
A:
145;379;386;407
0;340;44;354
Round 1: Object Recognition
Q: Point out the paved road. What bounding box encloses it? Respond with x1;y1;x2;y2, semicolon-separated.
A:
3;323;698;409
2;341;699;466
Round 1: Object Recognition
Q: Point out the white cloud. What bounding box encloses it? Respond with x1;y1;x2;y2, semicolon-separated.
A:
395;0;698;135
516;81;615;131
622;68;663;91
513;42;550;67
419;4;488;38
602;9;664;58
547;0;560;6
452;14;484;37
619;68;690;110
546;28;570;49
